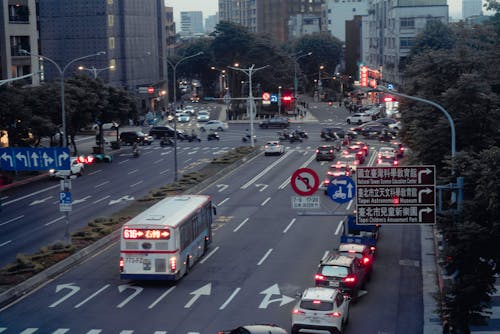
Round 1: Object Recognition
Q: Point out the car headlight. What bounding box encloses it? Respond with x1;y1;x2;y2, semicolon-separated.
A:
49;169;55;174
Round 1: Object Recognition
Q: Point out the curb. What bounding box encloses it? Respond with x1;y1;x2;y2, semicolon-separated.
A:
0;147;262;308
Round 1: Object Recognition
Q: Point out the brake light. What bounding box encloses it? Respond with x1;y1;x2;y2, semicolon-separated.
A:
348;250;356;253
313;300;321;304
119;257;124;272
293;309;305;315
370;246;376;252
85;155;95;164
169;257;177;272
342;275;356;284
329;150;334;153
323;179;330;185
393;160;399;165
378;159;382;164
325;312;342;317
362;257;370;264
315;274;326;281
316;149;319;153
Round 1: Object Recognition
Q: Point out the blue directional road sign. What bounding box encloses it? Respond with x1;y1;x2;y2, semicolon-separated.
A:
270;94;278;103
326;175;356;204
0;147;71;171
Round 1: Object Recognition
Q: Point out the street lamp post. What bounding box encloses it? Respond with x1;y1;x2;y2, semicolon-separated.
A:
165;52;204;182
228;64;270;147
318;65;324;102
293;51;312;115
77;65;114;79
278;86;282;114
20;49;105;244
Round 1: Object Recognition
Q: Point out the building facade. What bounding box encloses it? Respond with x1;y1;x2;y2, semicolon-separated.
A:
180;11;204;37
0;0;39;85
289;13;321;39
364;0;448;85
205;13;219;33
165;6;176;57
462;0;482;19
37;0;168;91
322;0;369;42
219;0;323;42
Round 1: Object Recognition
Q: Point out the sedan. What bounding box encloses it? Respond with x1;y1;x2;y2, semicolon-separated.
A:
177;113;190;123
196;110;210;122
49;157;84;178
217;324;287;334
264;141;285;156
198;120;229;132
346;112;372;125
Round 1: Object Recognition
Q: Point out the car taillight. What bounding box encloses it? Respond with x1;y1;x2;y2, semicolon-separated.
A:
362;257;370;264
378;159;382;164
315;274;326;281
293;309;305;315
323;179;330;185
169;257;177;272
329;150;334;153
316;149;319;153
119;257;124;272
342;275;356;284
370;246;376;252
325;312;342;317
393;160;399;165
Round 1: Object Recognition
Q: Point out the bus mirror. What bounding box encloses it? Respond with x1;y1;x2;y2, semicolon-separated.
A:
212;205;217;215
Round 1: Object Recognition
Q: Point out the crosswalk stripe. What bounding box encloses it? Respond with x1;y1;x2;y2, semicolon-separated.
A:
20;330;37;334
87;330;102;334
0;329;6;333
120;331;134;334
52;330;69;334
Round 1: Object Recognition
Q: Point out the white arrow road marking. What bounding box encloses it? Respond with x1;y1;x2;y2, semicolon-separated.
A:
29;196;54;206
73;195;91;205
219;287;241;310
109;195;135;205
148;286;176;309
233;218;249;232
419;207;433;221
418;188;433;202
74;284;110;308
257;248;273;266
258;283;295;309
255;183;268;192
184;283;211;308
418;168;432;183
199;246;219;264
49;283;80;308
216;184;228;192
117;284;143;308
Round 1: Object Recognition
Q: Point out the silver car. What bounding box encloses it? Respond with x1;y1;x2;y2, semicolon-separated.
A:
291;287;350;334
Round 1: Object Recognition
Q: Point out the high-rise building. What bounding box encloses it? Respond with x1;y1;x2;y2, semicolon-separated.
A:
0;0;40;85
180;11;204;37
165;6;176;57
37;0;168;91
322;0;369;42
364;0;448;85
205;13;219;33
462;0;482;19
219;0;323;42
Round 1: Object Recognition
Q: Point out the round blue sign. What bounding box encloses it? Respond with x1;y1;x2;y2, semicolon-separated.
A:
326;175;356;203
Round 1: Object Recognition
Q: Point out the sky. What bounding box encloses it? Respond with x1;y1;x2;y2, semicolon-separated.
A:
165;0;218;24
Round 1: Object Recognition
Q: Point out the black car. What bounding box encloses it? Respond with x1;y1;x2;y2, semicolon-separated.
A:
315;252;367;300
320;127;357;141
315;145;337;161
119;131;153;145
259;117;289;129
149;126;185;139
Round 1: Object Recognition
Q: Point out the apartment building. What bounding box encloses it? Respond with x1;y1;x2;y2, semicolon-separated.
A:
364;0;448;85
37;0;168;91
322;0;369;42
0;0;39;85
180;11;204;38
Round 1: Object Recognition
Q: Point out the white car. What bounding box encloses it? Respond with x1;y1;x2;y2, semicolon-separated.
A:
184;108;196;116
49;157;84;178
196;110;210;122
292;287;350;334
177;113;190;123
388;120;402;131
346;113;372;125
198;120;228;132
264;141;285;156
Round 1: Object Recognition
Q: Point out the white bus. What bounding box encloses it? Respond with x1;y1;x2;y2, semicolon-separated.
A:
119;195;215;280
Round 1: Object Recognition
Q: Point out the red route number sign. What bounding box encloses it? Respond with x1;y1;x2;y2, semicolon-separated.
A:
290;168;320;196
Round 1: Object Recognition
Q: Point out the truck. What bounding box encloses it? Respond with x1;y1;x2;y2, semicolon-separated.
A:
340;215;380;254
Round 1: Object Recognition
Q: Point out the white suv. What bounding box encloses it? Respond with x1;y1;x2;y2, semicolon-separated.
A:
291;287;350;334
346;113;372;125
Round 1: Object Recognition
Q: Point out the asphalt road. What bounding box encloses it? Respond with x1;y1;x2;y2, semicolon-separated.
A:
0;102;424;333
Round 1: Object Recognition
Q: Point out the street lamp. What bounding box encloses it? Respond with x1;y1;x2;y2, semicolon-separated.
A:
228;64;270;147
210;66;227;96
78;65;115;79
278;86;282;114
20;49;105;244
293;51;312;115
318;65;325;101
165;51;204;182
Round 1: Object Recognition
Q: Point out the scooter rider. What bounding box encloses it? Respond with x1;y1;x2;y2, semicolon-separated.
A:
132;142;140;157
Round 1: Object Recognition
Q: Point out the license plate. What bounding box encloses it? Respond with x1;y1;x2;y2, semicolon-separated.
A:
308;316;321;323
329;281;339;287
125;257;143;264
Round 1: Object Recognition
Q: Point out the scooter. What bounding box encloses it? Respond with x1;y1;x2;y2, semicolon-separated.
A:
289;133;303;143
295;129;308;139
242;134;257;143
160;137;174;147
207;132;220;141
379;132;396;142
186;134;201;142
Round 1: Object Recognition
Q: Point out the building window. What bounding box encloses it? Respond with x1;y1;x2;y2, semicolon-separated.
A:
107;0;113;4
109;37;115;50
108;15;114;27
400;37;414;49
400;17;415;29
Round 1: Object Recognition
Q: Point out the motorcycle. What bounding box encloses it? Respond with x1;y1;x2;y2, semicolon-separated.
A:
207;132;220;141
379;132;396;142
186;133;201;142
295;129;308;139
242;134;257;143
160;137;175;147
277;130;290;141
289;133;303;143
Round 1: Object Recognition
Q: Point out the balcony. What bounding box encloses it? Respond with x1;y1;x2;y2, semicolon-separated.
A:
8;4;30;23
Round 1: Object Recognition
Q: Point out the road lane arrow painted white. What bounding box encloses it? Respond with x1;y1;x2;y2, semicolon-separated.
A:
255;184;268;192
184;283;211;308
117;284;143;308
29;196;53;206
216;184;228;192
258;283;295;309
74;284;110;308
49;283;80;308
73;195;92;205
109;195;135;205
